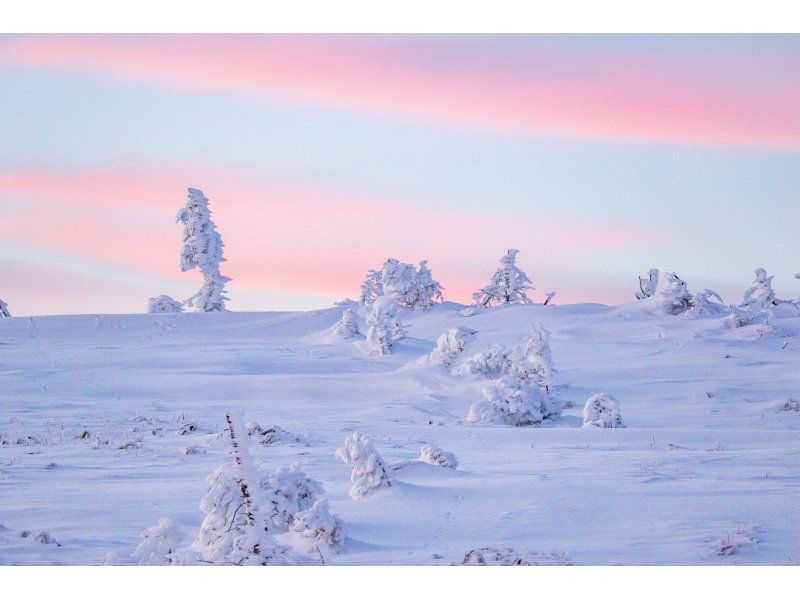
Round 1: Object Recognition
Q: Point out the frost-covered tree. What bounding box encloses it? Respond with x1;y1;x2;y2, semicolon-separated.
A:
473;249;534;307
359;258;444;310
457;344;515;379
176;188;231;312
147;295;183;314
582;393;624;428
419;444;458;469
366;297;399;356
335;432;391;499
522;322;554;392
290;499;345;552
358;269;383;305
262;464;324;532
636;268;659;300
0;298;10;317
132;517;182;565
191;413;283;565
337;307;360;338
409;260;444;309
686;289;727;319
468;377;561;427
428;327;477;371
655;272;693;315
723;304;751;329
741;268;777;311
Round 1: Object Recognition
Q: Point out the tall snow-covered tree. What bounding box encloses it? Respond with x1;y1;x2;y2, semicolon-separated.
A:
522;322;554;393
741;268;777;311
0;298;10;317
636;268;659;300
176;188;231;312
473;249;534;307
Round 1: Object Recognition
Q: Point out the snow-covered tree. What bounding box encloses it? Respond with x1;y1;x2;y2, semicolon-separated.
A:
176;188;231;312
358;269;383;305
741;268;777;311
335;432;391;499
359;258;444;310
132;517;182;565
338;307;360;338
636;268;660;300
191;413;283;565
262;464;324;532
409;260;444;309
723;304;750;329
366;297;399;356
419;444;458;469
290;499;345;552
457;344;515;379
686;289;727;319
428;327;477;371
0;298;10;317
468;377;561;427
473;249;534;307
582;393;624;428
147;295;183;314
655;272;693;315
522;322;554;392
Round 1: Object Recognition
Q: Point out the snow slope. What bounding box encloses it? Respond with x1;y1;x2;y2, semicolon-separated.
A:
1;302;799;565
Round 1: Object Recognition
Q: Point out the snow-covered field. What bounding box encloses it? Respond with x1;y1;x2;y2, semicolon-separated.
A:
1;301;799;565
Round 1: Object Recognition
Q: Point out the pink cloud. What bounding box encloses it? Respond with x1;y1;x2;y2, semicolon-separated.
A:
2;35;798;150
1;164;654;305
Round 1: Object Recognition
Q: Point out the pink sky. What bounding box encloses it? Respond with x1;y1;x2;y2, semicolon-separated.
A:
3;34;798;150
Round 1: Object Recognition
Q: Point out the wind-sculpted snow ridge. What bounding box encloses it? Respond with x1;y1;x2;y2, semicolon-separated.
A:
1;301;799;565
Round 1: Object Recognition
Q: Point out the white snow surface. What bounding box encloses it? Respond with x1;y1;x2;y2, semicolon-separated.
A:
1;302;799;565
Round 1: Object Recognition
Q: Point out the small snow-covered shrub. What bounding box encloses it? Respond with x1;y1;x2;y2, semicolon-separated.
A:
262;464;324;531
582;393;624;428
428;327;477;370
468;378;561;427
132;517;182;565
457;344;514;379
522;322;554;392
686;289;727;319
723;304;751;329
656;272;693;315
473;249;534;307
0;298;10;317
337;307;360;338
291;499;345;552
244;421;291;445
419;444;458;469
147;295;183;314
636;268;659;300
461;547;571;566
335;432;392;499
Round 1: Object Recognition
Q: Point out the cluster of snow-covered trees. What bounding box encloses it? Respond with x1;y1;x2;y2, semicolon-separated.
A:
133;413;343;565
635;266;800;328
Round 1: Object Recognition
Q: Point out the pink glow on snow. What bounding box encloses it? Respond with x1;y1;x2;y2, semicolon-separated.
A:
3;35;798;150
